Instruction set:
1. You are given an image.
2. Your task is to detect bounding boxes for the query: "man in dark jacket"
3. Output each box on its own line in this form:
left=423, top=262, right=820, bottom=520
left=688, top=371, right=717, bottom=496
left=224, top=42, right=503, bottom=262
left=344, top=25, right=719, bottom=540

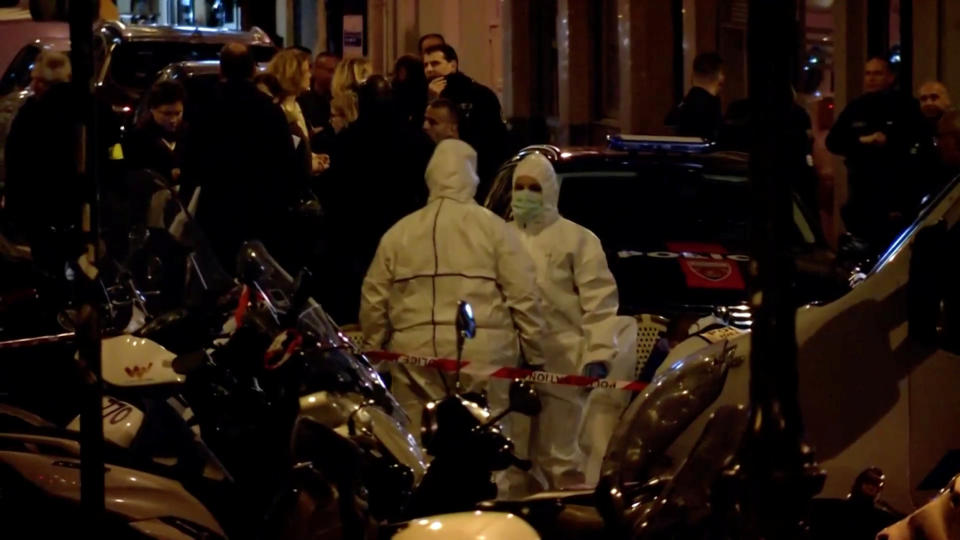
left=827, top=56, right=930, bottom=244
left=180, top=43, right=299, bottom=270
left=320, top=75, right=432, bottom=323
left=124, top=80, right=186, bottom=182
left=4, top=51, right=83, bottom=274
left=424, top=44, right=506, bottom=202
left=298, top=51, right=338, bottom=153
left=918, top=81, right=953, bottom=136
left=666, top=53, right=725, bottom=139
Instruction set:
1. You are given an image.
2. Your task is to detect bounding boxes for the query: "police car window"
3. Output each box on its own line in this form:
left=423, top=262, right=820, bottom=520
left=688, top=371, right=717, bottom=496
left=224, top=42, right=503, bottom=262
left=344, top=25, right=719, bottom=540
left=557, top=167, right=752, bottom=253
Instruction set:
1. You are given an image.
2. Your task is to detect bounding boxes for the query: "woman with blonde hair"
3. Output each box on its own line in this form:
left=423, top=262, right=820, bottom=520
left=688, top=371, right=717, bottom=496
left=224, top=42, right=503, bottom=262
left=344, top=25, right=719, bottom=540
left=330, top=57, right=371, bottom=132
left=267, top=48, right=329, bottom=174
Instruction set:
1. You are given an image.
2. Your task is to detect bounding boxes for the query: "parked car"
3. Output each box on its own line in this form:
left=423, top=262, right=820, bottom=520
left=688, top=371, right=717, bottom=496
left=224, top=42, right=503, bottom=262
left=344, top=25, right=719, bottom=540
left=627, top=167, right=960, bottom=518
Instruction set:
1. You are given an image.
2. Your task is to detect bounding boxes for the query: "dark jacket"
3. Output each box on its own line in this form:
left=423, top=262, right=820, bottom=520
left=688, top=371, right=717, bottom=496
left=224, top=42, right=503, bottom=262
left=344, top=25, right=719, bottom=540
left=665, top=86, right=723, bottom=140
left=439, top=71, right=507, bottom=201
left=180, top=79, right=299, bottom=270
left=297, top=90, right=335, bottom=154
left=319, top=98, right=432, bottom=323
left=826, top=90, right=931, bottom=239
left=4, top=83, right=84, bottom=268
left=123, top=118, right=185, bottom=182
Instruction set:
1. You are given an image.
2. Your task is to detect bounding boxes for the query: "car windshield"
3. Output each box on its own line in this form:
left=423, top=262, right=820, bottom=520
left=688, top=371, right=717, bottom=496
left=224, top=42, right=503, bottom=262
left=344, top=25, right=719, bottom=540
left=558, top=168, right=757, bottom=253
left=109, top=41, right=274, bottom=90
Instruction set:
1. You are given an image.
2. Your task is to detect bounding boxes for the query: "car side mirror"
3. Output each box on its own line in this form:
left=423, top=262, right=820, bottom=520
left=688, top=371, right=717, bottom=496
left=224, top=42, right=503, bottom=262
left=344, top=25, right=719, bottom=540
left=507, top=380, right=541, bottom=417
left=456, top=301, right=476, bottom=340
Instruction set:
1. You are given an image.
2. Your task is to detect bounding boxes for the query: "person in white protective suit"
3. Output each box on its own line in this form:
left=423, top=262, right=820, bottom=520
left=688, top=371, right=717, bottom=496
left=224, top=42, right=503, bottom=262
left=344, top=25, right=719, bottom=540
left=509, top=152, right=636, bottom=489
left=360, top=139, right=550, bottom=494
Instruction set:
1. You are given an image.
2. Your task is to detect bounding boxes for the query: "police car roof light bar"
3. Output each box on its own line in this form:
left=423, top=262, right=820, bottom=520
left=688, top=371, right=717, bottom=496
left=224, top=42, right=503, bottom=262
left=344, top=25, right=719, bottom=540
left=608, top=134, right=715, bottom=153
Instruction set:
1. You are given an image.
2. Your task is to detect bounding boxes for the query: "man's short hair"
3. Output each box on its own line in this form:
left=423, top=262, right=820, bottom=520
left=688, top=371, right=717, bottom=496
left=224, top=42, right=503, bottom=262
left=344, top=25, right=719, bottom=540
left=220, top=42, right=255, bottom=81
left=32, top=51, right=71, bottom=84
left=147, top=80, right=185, bottom=109
left=316, top=51, right=339, bottom=63
left=424, top=44, right=458, bottom=64
left=692, top=52, right=723, bottom=78
left=418, top=33, right=445, bottom=51
left=866, top=55, right=892, bottom=71
left=428, top=98, right=460, bottom=125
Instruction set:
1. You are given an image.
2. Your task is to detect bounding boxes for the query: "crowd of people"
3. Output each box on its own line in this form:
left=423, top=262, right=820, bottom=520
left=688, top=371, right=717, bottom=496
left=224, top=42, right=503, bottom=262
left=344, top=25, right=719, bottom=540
left=0, top=34, right=622, bottom=497
left=6, top=39, right=960, bottom=499
left=668, top=52, right=960, bottom=249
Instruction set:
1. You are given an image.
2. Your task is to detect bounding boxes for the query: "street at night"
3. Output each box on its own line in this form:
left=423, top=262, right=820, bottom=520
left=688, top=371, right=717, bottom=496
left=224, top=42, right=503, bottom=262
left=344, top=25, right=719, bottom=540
left=0, top=0, right=958, bottom=538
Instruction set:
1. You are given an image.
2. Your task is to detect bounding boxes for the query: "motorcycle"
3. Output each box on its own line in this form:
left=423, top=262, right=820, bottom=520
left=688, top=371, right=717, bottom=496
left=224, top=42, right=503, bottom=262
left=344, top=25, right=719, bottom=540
left=471, top=342, right=748, bottom=539
left=0, top=241, right=538, bottom=539
left=173, top=244, right=540, bottom=536
left=398, top=301, right=542, bottom=520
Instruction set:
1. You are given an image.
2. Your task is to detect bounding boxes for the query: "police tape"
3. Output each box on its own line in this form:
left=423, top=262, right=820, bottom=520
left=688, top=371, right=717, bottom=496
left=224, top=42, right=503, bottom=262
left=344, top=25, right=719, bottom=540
left=363, top=350, right=649, bottom=392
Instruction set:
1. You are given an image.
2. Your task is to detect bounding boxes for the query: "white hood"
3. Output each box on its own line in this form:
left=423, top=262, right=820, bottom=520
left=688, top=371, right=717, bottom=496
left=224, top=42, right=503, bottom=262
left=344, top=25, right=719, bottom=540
left=426, top=139, right=479, bottom=203
left=512, top=152, right=560, bottom=232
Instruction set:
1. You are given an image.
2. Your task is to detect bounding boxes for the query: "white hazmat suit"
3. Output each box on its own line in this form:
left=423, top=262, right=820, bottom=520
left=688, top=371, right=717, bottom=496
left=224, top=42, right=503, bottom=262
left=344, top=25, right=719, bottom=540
left=360, top=140, right=550, bottom=493
left=509, top=153, right=626, bottom=489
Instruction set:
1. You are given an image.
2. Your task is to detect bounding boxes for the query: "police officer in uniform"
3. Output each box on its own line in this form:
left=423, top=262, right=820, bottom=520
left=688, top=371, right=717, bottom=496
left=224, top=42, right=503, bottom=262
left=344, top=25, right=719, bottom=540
left=827, top=56, right=930, bottom=245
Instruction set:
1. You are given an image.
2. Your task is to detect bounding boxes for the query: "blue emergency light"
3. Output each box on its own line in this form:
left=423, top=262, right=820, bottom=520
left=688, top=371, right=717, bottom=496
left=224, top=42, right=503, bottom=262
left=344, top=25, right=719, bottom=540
left=607, top=134, right=715, bottom=153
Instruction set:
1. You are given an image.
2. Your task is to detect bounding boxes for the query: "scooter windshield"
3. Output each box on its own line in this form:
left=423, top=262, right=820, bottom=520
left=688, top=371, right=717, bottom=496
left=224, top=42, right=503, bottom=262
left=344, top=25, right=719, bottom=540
left=235, top=241, right=297, bottom=318
left=296, top=300, right=406, bottom=423
left=234, top=241, right=406, bottom=423
left=597, top=341, right=731, bottom=525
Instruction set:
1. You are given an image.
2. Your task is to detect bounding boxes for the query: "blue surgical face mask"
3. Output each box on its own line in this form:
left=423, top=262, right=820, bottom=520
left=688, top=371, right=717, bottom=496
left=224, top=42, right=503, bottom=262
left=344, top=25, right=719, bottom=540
left=512, top=189, right=544, bottom=223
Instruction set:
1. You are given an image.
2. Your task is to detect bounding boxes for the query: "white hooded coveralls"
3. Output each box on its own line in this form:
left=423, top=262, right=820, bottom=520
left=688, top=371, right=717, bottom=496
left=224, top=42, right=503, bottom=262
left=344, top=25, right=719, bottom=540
left=360, top=140, right=549, bottom=476
left=510, top=152, right=624, bottom=488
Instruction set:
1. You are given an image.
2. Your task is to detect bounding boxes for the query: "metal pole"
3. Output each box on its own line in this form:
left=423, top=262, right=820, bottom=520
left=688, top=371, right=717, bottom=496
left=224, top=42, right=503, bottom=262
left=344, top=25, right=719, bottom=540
left=743, top=0, right=819, bottom=537
left=69, top=0, right=104, bottom=532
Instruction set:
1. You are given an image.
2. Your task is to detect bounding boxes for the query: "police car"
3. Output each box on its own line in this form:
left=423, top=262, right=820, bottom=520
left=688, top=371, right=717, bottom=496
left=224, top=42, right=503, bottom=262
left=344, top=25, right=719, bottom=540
left=580, top=137, right=960, bottom=519
left=485, top=135, right=845, bottom=375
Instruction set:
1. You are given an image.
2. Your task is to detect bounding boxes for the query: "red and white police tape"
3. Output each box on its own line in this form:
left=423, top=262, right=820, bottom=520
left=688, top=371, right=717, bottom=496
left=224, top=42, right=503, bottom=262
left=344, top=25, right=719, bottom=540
left=362, top=350, right=649, bottom=392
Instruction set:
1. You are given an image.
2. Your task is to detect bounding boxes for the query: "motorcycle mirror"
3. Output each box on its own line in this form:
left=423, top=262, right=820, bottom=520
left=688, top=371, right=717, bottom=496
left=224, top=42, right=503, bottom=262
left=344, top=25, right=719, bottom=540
left=455, top=301, right=476, bottom=340
left=507, top=380, right=542, bottom=417
left=171, top=350, right=207, bottom=375
left=452, top=300, right=476, bottom=394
